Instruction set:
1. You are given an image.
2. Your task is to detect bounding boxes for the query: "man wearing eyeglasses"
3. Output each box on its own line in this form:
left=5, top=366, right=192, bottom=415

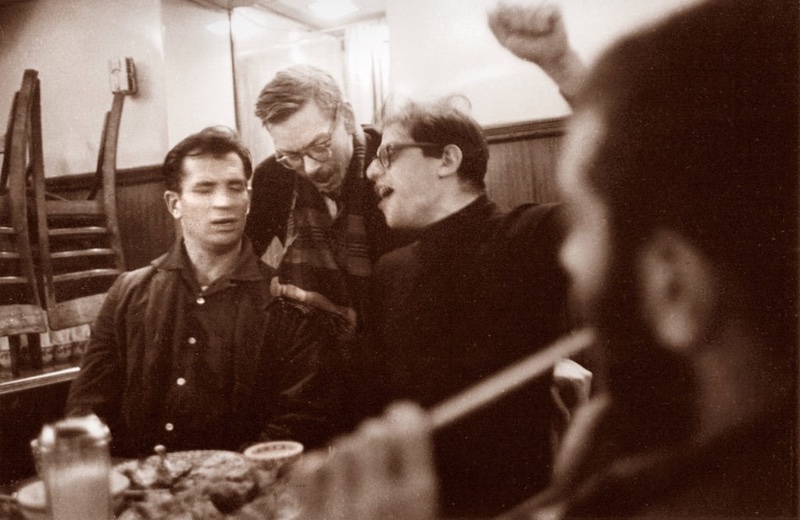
left=363, top=96, right=571, bottom=517
left=245, top=65, right=404, bottom=434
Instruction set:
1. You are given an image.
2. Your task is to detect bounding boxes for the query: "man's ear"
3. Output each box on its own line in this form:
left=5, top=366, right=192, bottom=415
left=164, top=190, right=181, bottom=220
left=438, top=144, right=463, bottom=179
left=341, top=102, right=357, bottom=134
left=637, top=229, right=718, bottom=352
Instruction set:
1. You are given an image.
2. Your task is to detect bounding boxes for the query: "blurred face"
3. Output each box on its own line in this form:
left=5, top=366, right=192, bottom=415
left=558, top=109, right=611, bottom=313
left=366, top=124, right=444, bottom=230
left=165, top=152, right=250, bottom=255
left=266, top=101, right=353, bottom=196
left=559, top=109, right=697, bottom=425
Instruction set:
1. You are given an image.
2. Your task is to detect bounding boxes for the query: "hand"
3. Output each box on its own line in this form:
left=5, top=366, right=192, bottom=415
left=291, top=402, right=438, bottom=520
left=488, top=2, right=568, bottom=67
left=488, top=1, right=586, bottom=100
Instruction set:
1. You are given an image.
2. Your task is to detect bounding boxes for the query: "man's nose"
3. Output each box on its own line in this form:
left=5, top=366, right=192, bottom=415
left=366, top=158, right=382, bottom=181
left=302, top=155, right=323, bottom=175
left=212, top=189, right=237, bottom=207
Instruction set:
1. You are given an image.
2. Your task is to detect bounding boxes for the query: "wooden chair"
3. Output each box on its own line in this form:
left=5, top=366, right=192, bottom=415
left=0, top=70, right=49, bottom=373
left=29, top=71, right=126, bottom=331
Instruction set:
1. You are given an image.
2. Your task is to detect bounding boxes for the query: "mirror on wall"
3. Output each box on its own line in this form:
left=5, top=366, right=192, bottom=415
left=216, top=0, right=390, bottom=165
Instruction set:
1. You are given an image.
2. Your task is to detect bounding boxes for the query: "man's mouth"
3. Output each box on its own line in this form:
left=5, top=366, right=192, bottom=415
left=307, top=170, right=339, bottom=191
left=210, top=217, right=239, bottom=228
left=375, top=184, right=394, bottom=201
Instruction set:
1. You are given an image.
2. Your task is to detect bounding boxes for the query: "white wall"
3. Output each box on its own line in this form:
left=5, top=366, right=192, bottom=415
left=387, top=0, right=704, bottom=125
left=231, top=7, right=344, bottom=166
left=162, top=0, right=236, bottom=147
left=0, top=0, right=236, bottom=176
left=0, top=0, right=167, bottom=174
left=0, top=0, right=707, bottom=176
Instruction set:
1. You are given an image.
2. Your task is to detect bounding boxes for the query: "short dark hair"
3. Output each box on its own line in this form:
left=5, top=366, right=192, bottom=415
left=379, top=95, right=489, bottom=190
left=254, top=65, right=343, bottom=126
left=162, top=126, right=252, bottom=192
left=576, top=0, right=797, bottom=348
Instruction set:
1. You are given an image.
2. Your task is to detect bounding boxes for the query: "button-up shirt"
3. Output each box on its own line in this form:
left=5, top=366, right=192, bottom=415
left=66, top=239, right=338, bottom=457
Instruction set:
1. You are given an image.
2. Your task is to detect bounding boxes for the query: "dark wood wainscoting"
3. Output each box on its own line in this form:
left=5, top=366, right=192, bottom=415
left=47, top=166, right=176, bottom=270
left=42, top=116, right=568, bottom=263
left=484, top=117, right=567, bottom=211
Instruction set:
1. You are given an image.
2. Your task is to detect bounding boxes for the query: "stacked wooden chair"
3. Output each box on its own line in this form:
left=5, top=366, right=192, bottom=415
left=0, top=69, right=126, bottom=374
left=28, top=71, right=126, bottom=332
left=0, top=70, right=49, bottom=374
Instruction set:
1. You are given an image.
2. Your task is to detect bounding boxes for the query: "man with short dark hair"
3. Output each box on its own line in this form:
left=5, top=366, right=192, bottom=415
left=364, top=96, right=570, bottom=517
left=66, top=126, right=336, bottom=456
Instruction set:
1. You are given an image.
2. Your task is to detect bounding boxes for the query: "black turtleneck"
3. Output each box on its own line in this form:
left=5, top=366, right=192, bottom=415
left=368, top=195, right=571, bottom=518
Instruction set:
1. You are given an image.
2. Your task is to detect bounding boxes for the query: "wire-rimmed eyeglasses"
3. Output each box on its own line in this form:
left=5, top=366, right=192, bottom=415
left=275, top=104, right=340, bottom=170
left=372, top=142, right=442, bottom=169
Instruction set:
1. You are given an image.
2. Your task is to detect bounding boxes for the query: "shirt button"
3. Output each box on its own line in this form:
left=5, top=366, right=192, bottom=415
left=165, top=423, right=174, bottom=432
left=176, top=377, right=186, bottom=386
left=187, top=337, right=197, bottom=345
left=196, top=296, right=205, bottom=305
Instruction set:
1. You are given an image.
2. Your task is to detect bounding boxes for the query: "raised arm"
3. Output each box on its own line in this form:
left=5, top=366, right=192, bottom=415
left=488, top=1, right=587, bottom=103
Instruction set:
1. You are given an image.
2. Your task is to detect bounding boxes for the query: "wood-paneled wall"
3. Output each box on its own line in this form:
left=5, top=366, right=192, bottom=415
left=484, top=117, right=566, bottom=210
left=47, top=166, right=176, bottom=270
left=44, top=117, right=567, bottom=265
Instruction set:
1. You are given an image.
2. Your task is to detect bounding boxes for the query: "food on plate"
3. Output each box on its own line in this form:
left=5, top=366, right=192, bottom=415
left=115, top=449, right=298, bottom=519
left=123, top=445, right=193, bottom=489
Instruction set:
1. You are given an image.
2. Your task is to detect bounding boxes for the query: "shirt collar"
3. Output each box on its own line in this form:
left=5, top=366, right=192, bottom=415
left=420, top=194, right=494, bottom=243
left=153, top=238, right=265, bottom=283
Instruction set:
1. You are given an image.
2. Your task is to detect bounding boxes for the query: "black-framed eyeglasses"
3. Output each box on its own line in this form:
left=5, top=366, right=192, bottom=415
left=373, top=142, right=442, bottom=169
left=275, top=104, right=340, bottom=170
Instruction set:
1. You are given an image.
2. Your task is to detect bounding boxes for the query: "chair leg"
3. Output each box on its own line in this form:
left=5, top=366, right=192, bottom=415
left=9, top=335, right=21, bottom=376
left=27, top=333, right=42, bottom=370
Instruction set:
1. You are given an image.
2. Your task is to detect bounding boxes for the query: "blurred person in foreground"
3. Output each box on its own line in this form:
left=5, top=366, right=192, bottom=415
left=289, top=0, right=798, bottom=517
left=66, top=126, right=338, bottom=457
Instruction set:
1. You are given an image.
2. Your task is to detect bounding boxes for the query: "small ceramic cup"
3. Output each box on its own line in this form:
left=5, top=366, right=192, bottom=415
left=244, top=441, right=304, bottom=471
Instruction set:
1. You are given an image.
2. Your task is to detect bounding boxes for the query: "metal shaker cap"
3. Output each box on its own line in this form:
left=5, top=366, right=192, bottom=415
left=38, top=414, right=111, bottom=450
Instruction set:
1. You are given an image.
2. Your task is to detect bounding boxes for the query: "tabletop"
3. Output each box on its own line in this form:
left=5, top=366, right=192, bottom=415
left=1, top=449, right=300, bottom=520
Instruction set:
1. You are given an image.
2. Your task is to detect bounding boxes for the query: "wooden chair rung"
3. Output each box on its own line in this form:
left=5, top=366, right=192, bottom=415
left=45, top=199, right=103, bottom=215
left=51, top=247, right=116, bottom=260
left=49, top=226, right=109, bottom=237
left=52, top=268, right=121, bottom=283
left=0, top=251, right=21, bottom=259
left=0, top=275, right=29, bottom=285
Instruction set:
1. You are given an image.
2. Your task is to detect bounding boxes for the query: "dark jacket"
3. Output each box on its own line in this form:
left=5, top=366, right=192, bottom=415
left=65, top=239, right=338, bottom=456
left=371, top=196, right=571, bottom=517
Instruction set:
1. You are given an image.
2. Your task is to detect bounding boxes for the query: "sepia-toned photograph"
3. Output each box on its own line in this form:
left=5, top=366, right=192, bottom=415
left=0, top=0, right=796, bottom=518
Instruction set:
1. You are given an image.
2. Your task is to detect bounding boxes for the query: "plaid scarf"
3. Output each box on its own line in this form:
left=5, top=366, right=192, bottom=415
left=273, top=127, right=372, bottom=335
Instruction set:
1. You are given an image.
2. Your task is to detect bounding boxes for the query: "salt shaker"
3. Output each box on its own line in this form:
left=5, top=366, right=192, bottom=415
left=35, top=414, right=113, bottom=520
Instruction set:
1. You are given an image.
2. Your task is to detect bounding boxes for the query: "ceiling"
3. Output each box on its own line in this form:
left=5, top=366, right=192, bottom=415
left=0, top=1, right=386, bottom=31
left=200, top=0, right=386, bottom=30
